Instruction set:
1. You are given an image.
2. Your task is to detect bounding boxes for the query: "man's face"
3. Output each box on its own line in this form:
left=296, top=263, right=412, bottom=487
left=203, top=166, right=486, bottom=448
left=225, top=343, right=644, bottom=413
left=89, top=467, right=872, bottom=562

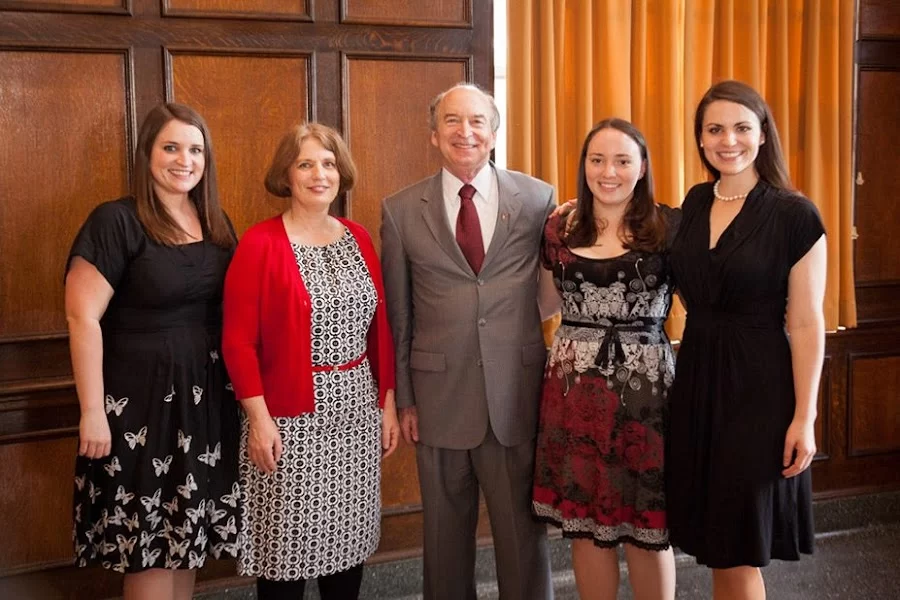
left=431, top=87, right=497, bottom=181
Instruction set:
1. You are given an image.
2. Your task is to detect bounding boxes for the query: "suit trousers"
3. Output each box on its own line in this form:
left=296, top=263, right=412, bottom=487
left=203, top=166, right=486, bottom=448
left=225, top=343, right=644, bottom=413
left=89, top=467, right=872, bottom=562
left=415, top=426, right=553, bottom=600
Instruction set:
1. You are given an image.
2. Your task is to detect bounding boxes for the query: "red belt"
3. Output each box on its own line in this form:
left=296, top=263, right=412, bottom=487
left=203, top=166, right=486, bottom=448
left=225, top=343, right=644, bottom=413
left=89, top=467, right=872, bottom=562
left=310, top=352, right=367, bottom=372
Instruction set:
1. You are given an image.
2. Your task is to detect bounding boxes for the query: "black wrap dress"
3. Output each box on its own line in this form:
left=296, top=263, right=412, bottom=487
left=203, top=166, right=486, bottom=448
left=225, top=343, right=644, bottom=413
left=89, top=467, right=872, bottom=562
left=666, top=181, right=825, bottom=568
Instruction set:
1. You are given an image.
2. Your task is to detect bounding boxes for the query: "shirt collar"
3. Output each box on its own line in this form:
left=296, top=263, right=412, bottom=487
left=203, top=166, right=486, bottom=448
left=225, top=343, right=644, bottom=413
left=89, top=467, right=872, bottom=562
left=441, top=163, right=493, bottom=202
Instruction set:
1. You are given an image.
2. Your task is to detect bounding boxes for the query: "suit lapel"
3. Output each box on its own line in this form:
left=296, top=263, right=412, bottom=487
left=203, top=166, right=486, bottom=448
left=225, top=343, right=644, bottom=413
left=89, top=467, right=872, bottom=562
left=419, top=173, right=472, bottom=273
left=482, top=167, right=522, bottom=272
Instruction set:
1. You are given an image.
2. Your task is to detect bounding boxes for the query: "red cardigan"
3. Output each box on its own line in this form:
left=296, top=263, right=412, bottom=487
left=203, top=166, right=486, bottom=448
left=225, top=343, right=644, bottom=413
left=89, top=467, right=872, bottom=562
left=222, top=216, right=395, bottom=417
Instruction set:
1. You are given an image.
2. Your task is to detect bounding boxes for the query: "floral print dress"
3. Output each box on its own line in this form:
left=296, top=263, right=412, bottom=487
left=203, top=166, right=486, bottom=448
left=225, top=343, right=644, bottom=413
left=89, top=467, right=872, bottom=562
left=532, top=206, right=679, bottom=550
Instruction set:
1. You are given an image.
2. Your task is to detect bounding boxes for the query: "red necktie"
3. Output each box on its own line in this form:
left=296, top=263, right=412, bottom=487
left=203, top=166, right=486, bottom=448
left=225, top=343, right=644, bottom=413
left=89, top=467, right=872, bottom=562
left=455, top=183, right=485, bottom=273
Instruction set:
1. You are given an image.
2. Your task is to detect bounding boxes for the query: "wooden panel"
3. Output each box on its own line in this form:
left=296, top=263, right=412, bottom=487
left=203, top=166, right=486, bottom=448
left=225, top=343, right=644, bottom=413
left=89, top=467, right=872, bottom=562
left=848, top=354, right=900, bottom=457
left=0, top=337, right=70, bottom=386
left=859, top=0, right=900, bottom=39
left=855, top=282, right=900, bottom=324
left=0, top=0, right=127, bottom=14
left=163, top=0, right=310, bottom=21
left=342, top=0, right=470, bottom=27
left=0, top=49, right=130, bottom=339
left=343, top=56, right=468, bottom=248
left=167, top=51, right=311, bottom=234
left=381, top=443, right=421, bottom=507
left=854, top=69, right=900, bottom=284
left=0, top=437, right=77, bottom=573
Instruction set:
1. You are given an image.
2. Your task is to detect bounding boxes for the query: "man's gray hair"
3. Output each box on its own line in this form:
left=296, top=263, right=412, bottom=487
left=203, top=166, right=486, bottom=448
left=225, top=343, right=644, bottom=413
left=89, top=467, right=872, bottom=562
left=429, top=83, right=501, bottom=133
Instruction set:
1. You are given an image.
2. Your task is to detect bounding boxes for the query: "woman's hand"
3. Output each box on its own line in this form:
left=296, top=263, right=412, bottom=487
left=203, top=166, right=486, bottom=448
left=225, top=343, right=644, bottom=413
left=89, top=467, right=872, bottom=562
left=381, top=389, right=400, bottom=458
left=247, top=414, right=283, bottom=474
left=240, top=396, right=282, bottom=474
left=78, top=407, right=112, bottom=459
left=782, top=418, right=816, bottom=478
left=551, top=198, right=577, bottom=218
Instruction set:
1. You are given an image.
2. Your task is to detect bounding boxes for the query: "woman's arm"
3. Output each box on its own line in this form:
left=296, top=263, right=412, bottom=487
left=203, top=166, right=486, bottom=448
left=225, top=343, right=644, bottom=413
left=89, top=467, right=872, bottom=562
left=782, top=234, right=827, bottom=478
left=381, top=389, right=399, bottom=458
left=65, top=257, right=115, bottom=459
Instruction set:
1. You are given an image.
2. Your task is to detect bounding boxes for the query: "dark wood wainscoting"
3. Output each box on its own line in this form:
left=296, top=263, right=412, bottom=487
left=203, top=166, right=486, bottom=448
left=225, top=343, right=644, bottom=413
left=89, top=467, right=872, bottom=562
left=0, top=0, right=491, bottom=594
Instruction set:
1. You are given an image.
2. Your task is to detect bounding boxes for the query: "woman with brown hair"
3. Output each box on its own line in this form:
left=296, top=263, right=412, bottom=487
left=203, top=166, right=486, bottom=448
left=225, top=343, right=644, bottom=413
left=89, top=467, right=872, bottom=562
left=666, top=80, right=826, bottom=599
left=532, top=118, right=679, bottom=600
left=66, top=103, right=240, bottom=599
left=222, top=122, right=398, bottom=600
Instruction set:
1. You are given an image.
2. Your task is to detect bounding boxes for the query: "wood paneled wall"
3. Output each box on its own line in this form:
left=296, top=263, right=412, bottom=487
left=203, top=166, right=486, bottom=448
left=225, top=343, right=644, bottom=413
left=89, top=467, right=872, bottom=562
left=809, top=0, right=900, bottom=496
left=0, top=0, right=489, bottom=595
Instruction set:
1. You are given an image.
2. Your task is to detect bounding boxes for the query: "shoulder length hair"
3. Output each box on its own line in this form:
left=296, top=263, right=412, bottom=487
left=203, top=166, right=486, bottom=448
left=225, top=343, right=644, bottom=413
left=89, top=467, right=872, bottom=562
left=264, top=122, right=357, bottom=198
left=693, top=80, right=793, bottom=191
left=566, top=118, right=666, bottom=253
left=133, top=103, right=235, bottom=248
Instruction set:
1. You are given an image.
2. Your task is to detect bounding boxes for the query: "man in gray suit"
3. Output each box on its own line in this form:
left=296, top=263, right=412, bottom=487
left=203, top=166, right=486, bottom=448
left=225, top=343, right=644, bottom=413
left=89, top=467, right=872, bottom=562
left=380, top=83, right=557, bottom=600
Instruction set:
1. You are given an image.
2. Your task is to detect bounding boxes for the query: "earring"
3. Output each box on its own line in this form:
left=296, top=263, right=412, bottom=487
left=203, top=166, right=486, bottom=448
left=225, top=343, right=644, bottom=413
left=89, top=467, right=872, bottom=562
left=700, top=142, right=704, bottom=148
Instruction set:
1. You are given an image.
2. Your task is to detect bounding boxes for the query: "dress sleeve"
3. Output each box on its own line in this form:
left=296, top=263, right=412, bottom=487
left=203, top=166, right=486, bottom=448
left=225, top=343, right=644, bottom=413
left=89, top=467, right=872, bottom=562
left=657, top=204, right=683, bottom=250
left=785, top=196, right=826, bottom=267
left=541, top=212, right=565, bottom=270
left=65, top=199, right=139, bottom=289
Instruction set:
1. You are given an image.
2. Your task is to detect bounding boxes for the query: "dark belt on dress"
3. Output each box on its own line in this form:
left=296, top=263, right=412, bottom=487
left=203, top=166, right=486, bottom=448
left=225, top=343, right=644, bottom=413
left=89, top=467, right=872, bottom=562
left=310, top=351, right=367, bottom=372
left=561, top=317, right=665, bottom=370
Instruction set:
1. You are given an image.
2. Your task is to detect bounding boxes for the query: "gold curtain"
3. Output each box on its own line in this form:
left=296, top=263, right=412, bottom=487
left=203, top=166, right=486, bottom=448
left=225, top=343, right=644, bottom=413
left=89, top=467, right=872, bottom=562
left=508, top=0, right=857, bottom=335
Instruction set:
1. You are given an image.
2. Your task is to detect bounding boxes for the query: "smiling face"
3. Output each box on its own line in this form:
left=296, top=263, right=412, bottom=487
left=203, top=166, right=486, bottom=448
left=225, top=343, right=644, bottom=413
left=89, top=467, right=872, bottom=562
left=288, top=137, right=341, bottom=210
left=149, top=119, right=205, bottom=201
left=583, top=127, right=645, bottom=209
left=700, top=100, right=765, bottom=180
left=430, top=87, right=497, bottom=182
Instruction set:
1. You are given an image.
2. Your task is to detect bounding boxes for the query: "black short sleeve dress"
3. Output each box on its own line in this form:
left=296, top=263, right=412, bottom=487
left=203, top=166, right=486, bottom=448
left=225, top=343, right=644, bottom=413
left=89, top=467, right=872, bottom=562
left=68, top=197, right=241, bottom=573
left=666, top=181, right=825, bottom=568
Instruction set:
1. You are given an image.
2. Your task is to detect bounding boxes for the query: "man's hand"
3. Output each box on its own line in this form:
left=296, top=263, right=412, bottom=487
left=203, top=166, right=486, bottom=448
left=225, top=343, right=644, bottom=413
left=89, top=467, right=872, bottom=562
left=399, top=406, right=420, bottom=445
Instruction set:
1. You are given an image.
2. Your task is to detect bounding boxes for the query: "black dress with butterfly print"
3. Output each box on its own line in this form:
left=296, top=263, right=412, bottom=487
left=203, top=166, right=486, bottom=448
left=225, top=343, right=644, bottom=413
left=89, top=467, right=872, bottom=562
left=68, top=198, right=241, bottom=573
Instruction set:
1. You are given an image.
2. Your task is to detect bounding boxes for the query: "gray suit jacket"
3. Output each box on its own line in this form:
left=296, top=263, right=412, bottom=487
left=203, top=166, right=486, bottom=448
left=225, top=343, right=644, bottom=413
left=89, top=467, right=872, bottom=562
left=381, top=166, right=556, bottom=449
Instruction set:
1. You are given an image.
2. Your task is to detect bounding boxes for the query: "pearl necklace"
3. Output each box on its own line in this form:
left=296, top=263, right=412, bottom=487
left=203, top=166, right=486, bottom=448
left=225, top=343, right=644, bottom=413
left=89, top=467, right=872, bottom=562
left=713, top=180, right=749, bottom=202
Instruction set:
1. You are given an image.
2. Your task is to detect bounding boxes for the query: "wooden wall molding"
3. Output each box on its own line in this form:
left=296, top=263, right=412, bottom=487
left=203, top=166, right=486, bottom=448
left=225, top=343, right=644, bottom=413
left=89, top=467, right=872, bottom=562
left=162, top=0, right=312, bottom=22
left=340, top=0, right=471, bottom=28
left=0, top=0, right=130, bottom=16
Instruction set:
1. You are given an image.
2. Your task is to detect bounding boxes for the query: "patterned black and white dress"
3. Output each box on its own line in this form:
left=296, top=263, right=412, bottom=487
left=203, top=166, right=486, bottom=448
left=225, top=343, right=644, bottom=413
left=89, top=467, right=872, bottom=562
left=237, top=230, right=382, bottom=581
left=69, top=197, right=241, bottom=573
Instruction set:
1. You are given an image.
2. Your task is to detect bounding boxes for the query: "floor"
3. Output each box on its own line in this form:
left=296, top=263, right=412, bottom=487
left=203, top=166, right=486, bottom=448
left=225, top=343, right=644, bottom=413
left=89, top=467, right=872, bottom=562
left=199, top=492, right=900, bottom=599
left=3, top=493, right=897, bottom=599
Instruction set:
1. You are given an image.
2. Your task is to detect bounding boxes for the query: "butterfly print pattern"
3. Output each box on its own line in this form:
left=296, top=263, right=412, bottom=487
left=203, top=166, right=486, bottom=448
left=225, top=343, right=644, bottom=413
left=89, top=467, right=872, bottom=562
left=72, top=352, right=239, bottom=572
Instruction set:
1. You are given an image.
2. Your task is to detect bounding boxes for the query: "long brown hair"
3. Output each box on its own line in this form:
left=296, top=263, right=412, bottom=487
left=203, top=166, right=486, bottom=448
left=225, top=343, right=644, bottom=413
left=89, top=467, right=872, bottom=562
left=694, top=80, right=793, bottom=191
left=133, top=103, right=235, bottom=248
left=565, top=118, right=666, bottom=252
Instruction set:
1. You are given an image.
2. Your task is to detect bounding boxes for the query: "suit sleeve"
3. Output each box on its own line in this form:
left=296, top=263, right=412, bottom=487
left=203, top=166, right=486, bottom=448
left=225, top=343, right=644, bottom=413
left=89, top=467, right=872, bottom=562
left=222, top=231, right=265, bottom=401
left=380, top=199, right=415, bottom=410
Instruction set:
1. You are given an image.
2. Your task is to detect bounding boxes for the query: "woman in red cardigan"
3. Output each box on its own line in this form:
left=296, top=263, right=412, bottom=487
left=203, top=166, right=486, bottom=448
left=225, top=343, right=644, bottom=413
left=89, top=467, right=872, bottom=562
left=222, top=122, right=398, bottom=600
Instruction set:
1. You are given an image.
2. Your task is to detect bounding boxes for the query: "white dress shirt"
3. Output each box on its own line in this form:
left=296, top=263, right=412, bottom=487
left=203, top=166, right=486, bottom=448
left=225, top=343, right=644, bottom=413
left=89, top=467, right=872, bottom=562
left=441, top=165, right=499, bottom=251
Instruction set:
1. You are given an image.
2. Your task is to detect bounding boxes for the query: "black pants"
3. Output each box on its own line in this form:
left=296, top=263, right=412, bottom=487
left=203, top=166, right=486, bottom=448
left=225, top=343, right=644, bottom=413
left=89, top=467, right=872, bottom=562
left=256, top=564, right=364, bottom=600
